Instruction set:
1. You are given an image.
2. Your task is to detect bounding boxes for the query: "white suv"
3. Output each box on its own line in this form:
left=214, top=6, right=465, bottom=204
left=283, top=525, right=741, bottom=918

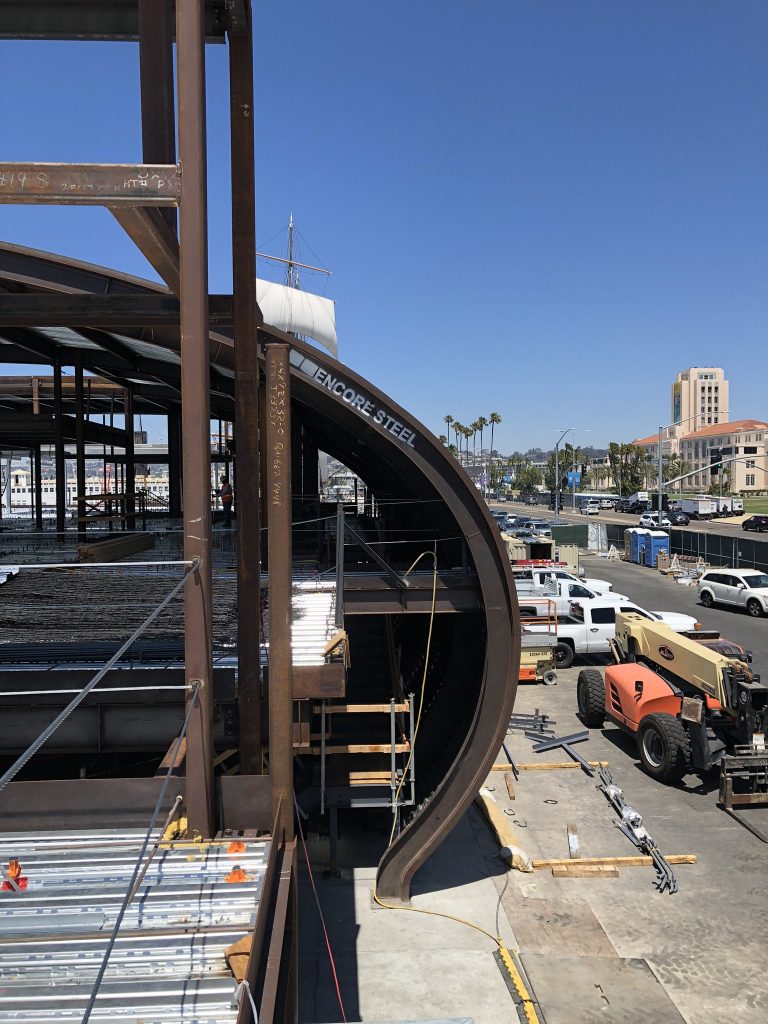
left=580, top=500, right=600, bottom=515
left=698, top=569, right=768, bottom=618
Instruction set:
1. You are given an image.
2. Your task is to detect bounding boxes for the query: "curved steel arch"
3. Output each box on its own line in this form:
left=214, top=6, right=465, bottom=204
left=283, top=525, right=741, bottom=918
left=265, top=330, right=520, bottom=900
left=0, top=243, right=520, bottom=900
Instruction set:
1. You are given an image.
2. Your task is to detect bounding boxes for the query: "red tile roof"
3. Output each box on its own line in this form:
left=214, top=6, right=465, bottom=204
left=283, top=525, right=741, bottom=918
left=680, top=419, right=768, bottom=441
left=632, top=434, right=659, bottom=447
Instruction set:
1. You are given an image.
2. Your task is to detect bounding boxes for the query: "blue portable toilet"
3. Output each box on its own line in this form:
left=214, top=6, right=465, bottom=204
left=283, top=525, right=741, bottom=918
left=623, top=529, right=636, bottom=560
left=644, top=530, right=670, bottom=568
left=631, top=529, right=650, bottom=564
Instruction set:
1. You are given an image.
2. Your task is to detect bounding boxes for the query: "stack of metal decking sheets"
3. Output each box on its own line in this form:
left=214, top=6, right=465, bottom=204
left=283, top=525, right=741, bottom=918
left=0, top=827, right=269, bottom=1022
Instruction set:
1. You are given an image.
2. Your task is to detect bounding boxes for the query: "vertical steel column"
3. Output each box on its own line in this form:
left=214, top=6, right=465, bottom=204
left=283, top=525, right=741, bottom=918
left=124, top=388, right=136, bottom=530
left=138, top=0, right=177, bottom=232
left=167, top=410, right=182, bottom=518
left=34, top=447, right=43, bottom=530
left=229, top=11, right=262, bottom=775
left=259, top=370, right=269, bottom=571
left=266, top=342, right=294, bottom=841
left=177, top=0, right=215, bottom=838
left=74, top=353, right=86, bottom=544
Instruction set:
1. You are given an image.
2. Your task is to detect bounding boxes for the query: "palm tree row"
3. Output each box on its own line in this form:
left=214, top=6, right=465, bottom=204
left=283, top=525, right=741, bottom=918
left=443, top=412, right=503, bottom=490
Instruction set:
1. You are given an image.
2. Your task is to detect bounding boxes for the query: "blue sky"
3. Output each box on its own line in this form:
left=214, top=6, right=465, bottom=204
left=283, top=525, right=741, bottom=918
left=2, top=1, right=766, bottom=452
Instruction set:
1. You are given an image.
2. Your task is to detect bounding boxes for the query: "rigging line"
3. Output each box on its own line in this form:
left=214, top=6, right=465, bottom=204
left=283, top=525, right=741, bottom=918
left=293, top=792, right=347, bottom=1024
left=0, top=561, right=199, bottom=793
left=81, top=686, right=198, bottom=1024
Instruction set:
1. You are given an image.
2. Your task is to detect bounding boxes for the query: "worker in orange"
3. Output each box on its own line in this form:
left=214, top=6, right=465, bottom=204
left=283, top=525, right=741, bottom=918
left=226, top=864, right=252, bottom=883
left=214, top=474, right=234, bottom=529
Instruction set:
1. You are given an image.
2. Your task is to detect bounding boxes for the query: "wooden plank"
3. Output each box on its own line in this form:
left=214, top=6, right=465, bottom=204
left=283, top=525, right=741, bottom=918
left=504, top=772, right=515, bottom=800
left=491, top=761, right=608, bottom=772
left=552, top=865, right=619, bottom=878
left=312, top=702, right=409, bottom=714
left=308, top=743, right=410, bottom=755
left=533, top=855, right=697, bottom=869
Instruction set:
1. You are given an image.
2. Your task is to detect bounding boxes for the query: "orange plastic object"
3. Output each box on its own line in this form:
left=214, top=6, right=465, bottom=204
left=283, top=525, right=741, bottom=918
left=227, top=840, right=246, bottom=854
left=2, top=859, right=28, bottom=890
left=225, top=865, right=251, bottom=883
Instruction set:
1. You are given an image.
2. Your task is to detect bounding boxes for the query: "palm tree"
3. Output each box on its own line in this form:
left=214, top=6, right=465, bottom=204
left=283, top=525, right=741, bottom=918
left=489, top=412, right=502, bottom=488
left=476, top=416, right=488, bottom=487
left=454, top=422, right=465, bottom=464
left=438, top=434, right=448, bottom=446
left=444, top=414, right=454, bottom=442
left=471, top=420, right=481, bottom=467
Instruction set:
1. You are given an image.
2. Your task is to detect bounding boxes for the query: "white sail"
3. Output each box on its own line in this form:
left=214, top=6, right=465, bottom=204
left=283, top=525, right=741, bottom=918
left=256, top=279, right=337, bottom=357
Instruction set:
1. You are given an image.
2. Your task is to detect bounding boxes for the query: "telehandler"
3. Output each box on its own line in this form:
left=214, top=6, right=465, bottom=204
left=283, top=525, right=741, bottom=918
left=577, top=612, right=768, bottom=840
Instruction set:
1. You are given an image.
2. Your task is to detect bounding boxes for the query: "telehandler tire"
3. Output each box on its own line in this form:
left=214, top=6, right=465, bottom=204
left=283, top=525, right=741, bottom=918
left=577, top=669, right=605, bottom=727
left=553, top=642, right=574, bottom=669
left=637, top=713, right=690, bottom=783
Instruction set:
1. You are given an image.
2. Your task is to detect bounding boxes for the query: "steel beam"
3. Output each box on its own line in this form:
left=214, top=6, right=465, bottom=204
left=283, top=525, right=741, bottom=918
left=229, top=8, right=262, bottom=776
left=0, top=292, right=234, bottom=326
left=33, top=444, right=43, bottom=529
left=266, top=343, right=294, bottom=841
left=168, top=409, right=182, bottom=517
left=0, top=162, right=180, bottom=205
left=124, top=387, right=136, bottom=529
left=74, top=353, right=86, bottom=543
left=110, top=207, right=180, bottom=294
left=53, top=359, right=66, bottom=534
left=138, top=0, right=177, bottom=232
left=177, top=0, right=215, bottom=839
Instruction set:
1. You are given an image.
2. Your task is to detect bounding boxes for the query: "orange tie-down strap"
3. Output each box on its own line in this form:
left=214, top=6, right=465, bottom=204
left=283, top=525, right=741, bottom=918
left=2, top=858, right=28, bottom=890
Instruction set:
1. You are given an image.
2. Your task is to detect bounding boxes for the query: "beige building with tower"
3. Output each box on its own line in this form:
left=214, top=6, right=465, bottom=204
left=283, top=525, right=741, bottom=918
left=672, top=366, right=729, bottom=434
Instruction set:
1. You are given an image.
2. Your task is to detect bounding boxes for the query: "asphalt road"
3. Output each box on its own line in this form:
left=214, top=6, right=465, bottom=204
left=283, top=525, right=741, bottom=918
left=579, top=552, right=768, bottom=666
left=491, top=498, right=755, bottom=535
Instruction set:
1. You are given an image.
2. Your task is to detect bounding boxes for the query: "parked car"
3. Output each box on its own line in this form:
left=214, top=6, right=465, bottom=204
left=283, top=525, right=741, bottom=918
left=668, top=511, right=690, bottom=526
left=639, top=513, right=671, bottom=528
left=698, top=569, right=768, bottom=617
left=616, top=499, right=633, bottom=513
left=599, top=498, right=614, bottom=510
left=580, top=500, right=600, bottom=515
left=742, top=515, right=768, bottom=533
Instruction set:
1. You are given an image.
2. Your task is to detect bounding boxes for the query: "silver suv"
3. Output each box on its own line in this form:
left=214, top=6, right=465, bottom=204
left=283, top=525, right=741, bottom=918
left=698, top=569, right=768, bottom=618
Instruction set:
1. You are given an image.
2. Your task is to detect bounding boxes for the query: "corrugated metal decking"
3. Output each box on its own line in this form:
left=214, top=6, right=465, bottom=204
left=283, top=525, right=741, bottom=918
left=0, top=828, right=269, bottom=1022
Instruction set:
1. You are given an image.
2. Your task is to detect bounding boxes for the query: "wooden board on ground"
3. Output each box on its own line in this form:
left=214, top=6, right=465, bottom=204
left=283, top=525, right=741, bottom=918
left=502, top=896, right=617, bottom=958
left=78, top=531, right=154, bottom=562
left=533, top=855, right=696, bottom=869
left=491, top=761, right=608, bottom=772
left=552, top=864, right=619, bottom=878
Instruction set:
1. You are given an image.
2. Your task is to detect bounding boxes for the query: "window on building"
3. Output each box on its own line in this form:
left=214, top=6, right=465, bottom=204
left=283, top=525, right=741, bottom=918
left=746, top=461, right=756, bottom=469
left=746, top=475, right=756, bottom=487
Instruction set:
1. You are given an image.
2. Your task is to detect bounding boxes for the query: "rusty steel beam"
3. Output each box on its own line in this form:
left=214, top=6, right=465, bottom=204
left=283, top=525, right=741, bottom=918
left=177, top=0, right=215, bottom=840
left=0, top=162, right=181, bottom=205
left=74, top=352, right=86, bottom=543
left=138, top=0, right=177, bottom=232
left=53, top=359, right=66, bottom=534
left=110, top=206, right=180, bottom=294
left=229, top=6, right=262, bottom=777
left=0, top=292, right=234, bottom=326
left=266, top=343, right=294, bottom=841
left=124, top=387, right=136, bottom=530
left=33, top=445, right=43, bottom=529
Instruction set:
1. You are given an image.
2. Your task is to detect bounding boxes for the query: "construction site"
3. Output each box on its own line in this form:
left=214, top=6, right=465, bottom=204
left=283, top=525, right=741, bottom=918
left=1, top=4, right=767, bottom=1024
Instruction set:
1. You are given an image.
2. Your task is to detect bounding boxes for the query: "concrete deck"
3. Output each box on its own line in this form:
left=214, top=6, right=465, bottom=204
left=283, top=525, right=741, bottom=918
left=299, top=556, right=768, bottom=1023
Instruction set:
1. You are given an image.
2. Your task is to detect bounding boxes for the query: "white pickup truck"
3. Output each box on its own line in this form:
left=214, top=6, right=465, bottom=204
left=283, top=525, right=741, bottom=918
left=517, top=579, right=629, bottom=618
left=526, top=598, right=701, bottom=668
left=511, top=566, right=613, bottom=594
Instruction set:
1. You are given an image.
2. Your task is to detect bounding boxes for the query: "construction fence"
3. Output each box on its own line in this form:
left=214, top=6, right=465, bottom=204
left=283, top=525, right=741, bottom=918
left=605, top=524, right=768, bottom=574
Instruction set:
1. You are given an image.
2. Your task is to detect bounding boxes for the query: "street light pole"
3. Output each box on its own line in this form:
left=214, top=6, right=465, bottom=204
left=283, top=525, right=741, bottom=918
left=553, top=427, right=573, bottom=524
